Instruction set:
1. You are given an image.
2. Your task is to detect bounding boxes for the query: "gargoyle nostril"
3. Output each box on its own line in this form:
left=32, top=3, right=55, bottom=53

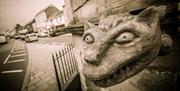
left=96, top=54, right=100, bottom=59
left=84, top=58, right=89, bottom=63
left=84, top=56, right=97, bottom=64
left=83, top=51, right=101, bottom=64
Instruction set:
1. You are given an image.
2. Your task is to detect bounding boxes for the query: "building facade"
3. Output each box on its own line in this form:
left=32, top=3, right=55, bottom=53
left=34, top=4, right=64, bottom=33
left=63, top=0, right=179, bottom=91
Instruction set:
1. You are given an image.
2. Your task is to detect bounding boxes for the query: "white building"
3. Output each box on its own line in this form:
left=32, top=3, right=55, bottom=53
left=34, top=4, right=64, bottom=33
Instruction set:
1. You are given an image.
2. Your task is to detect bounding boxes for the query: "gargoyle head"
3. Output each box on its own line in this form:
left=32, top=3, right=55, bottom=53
left=82, top=6, right=172, bottom=87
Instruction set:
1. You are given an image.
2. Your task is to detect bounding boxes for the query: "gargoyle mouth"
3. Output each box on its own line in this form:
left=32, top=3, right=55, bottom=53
left=91, top=59, right=150, bottom=87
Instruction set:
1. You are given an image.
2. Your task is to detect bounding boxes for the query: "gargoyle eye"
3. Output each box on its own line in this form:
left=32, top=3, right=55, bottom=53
left=84, top=34, right=94, bottom=44
left=115, top=32, right=136, bottom=44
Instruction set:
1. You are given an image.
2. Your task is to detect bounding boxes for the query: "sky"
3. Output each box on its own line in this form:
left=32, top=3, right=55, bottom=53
left=0, top=0, right=64, bottom=32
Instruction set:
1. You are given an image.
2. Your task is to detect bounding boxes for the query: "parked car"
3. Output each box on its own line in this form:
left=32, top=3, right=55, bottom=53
left=20, top=35, right=27, bottom=40
left=37, top=32, right=48, bottom=37
left=9, top=33, right=15, bottom=38
left=49, top=30, right=56, bottom=37
left=0, top=34, right=8, bottom=44
left=14, top=34, right=21, bottom=39
left=25, top=33, right=38, bottom=43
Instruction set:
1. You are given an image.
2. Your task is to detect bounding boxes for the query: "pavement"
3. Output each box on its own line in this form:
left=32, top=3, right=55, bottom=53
left=22, top=34, right=73, bottom=91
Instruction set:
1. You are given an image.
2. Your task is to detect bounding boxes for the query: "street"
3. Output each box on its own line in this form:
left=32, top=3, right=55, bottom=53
left=0, top=39, right=28, bottom=91
left=0, top=39, right=15, bottom=63
left=0, top=34, right=73, bottom=91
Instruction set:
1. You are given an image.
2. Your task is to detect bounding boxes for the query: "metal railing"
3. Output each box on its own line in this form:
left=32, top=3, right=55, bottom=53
left=52, top=43, right=78, bottom=91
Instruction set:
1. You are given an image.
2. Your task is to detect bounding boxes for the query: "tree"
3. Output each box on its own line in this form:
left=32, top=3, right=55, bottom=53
left=15, top=24, right=23, bottom=33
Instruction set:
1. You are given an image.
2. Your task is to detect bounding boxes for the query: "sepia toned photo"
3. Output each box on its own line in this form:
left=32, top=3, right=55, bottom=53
left=0, top=0, right=179, bottom=91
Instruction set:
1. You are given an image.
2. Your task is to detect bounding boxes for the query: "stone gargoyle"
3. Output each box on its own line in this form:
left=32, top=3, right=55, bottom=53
left=82, top=5, right=175, bottom=90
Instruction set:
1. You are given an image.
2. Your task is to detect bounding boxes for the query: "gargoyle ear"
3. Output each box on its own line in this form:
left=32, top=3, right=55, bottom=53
left=100, top=8, right=110, bottom=19
left=84, top=21, right=96, bottom=31
left=100, top=13, right=108, bottom=20
left=158, top=32, right=173, bottom=56
left=136, top=5, right=166, bottom=27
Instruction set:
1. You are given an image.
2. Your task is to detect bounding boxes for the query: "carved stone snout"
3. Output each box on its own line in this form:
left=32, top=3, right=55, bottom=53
left=83, top=49, right=100, bottom=64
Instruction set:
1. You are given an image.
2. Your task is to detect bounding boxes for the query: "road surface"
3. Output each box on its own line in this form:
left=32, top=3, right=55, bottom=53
left=0, top=34, right=74, bottom=91
left=0, top=39, right=28, bottom=91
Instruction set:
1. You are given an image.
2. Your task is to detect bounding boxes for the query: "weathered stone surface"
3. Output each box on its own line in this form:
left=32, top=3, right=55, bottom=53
left=81, top=5, right=175, bottom=90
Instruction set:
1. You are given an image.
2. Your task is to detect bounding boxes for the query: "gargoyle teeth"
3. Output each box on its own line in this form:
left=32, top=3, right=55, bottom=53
left=146, top=69, right=173, bottom=75
left=93, top=59, right=150, bottom=87
left=107, top=78, right=111, bottom=83
left=114, top=73, right=119, bottom=78
left=149, top=70, right=160, bottom=74
left=144, top=69, right=151, bottom=74
left=160, top=71, right=166, bottom=74
left=126, top=66, right=130, bottom=72
left=118, top=65, right=132, bottom=74
left=155, top=71, right=160, bottom=74
left=111, top=73, right=118, bottom=79
left=119, top=68, right=125, bottom=74
left=166, top=71, right=172, bottom=74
